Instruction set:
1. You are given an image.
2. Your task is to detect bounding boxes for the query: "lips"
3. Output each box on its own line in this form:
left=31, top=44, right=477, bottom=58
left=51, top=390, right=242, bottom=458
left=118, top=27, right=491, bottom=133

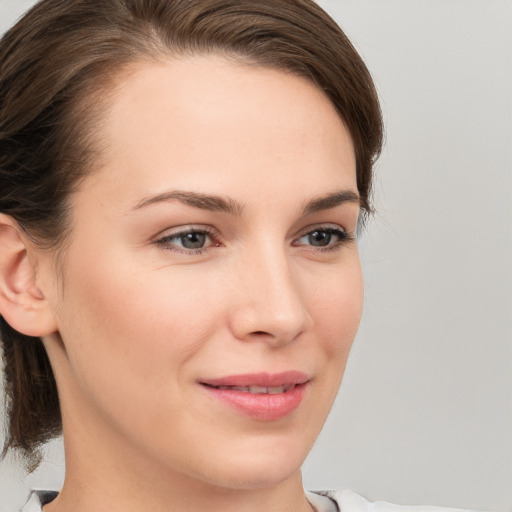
left=199, top=371, right=309, bottom=421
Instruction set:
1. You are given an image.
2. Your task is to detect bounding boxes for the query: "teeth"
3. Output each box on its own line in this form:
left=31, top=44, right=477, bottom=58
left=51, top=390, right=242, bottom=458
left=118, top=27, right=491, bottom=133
left=213, top=384, right=296, bottom=394
left=249, top=386, right=268, bottom=394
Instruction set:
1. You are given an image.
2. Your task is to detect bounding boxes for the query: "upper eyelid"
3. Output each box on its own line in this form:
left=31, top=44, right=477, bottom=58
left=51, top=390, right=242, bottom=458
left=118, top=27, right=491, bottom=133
left=154, top=224, right=218, bottom=240
left=294, top=223, right=348, bottom=238
left=297, top=226, right=346, bottom=237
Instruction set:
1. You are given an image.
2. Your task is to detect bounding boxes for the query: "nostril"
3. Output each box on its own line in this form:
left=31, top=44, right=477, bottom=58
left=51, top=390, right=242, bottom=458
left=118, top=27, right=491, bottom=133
left=228, top=287, right=311, bottom=345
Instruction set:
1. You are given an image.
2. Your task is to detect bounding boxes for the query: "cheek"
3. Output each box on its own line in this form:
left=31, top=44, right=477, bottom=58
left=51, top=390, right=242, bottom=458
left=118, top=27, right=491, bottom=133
left=297, top=259, right=363, bottom=440
left=52, top=257, right=229, bottom=447
left=59, top=263, right=218, bottom=372
left=55, top=249, right=245, bottom=419
left=309, top=259, right=364, bottom=355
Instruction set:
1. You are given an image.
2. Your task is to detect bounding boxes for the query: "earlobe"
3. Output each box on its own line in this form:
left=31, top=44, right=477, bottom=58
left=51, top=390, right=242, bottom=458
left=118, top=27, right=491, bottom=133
left=0, top=214, right=58, bottom=337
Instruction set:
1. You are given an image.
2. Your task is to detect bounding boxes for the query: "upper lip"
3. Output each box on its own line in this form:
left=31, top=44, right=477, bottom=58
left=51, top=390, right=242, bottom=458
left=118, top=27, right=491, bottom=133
left=200, top=371, right=310, bottom=388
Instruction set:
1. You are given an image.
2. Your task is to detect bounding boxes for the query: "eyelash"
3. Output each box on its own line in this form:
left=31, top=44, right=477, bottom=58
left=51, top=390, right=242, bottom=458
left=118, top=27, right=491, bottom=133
left=154, top=225, right=354, bottom=255
left=293, top=226, right=354, bottom=252
left=154, top=226, right=218, bottom=255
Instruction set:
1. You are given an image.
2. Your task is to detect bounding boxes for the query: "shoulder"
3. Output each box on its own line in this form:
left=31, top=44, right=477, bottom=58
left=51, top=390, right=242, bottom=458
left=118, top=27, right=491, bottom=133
left=20, top=491, right=58, bottom=512
left=307, top=489, right=479, bottom=512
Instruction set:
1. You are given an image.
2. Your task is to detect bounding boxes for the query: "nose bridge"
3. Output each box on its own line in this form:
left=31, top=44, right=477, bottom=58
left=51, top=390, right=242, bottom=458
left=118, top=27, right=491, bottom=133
left=229, top=238, right=311, bottom=344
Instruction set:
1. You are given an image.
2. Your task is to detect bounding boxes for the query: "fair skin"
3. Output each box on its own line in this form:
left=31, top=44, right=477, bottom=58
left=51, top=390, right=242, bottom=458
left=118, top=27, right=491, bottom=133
left=0, top=56, right=362, bottom=512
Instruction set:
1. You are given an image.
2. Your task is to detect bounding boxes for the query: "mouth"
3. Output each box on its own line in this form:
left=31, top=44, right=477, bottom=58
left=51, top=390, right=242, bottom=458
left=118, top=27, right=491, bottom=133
left=202, top=383, right=297, bottom=394
left=199, top=372, right=310, bottom=421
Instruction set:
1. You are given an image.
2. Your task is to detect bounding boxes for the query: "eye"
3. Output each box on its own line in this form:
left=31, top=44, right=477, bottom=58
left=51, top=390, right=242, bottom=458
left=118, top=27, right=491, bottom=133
left=154, top=227, right=218, bottom=253
left=176, top=231, right=209, bottom=249
left=294, top=226, right=352, bottom=250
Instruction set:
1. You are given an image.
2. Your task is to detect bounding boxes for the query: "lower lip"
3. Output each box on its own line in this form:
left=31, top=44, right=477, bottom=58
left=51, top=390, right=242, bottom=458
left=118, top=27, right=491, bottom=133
left=201, top=383, right=308, bottom=421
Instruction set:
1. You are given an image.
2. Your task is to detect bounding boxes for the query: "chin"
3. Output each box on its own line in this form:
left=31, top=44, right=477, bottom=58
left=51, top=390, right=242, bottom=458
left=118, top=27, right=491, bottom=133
left=201, top=460, right=304, bottom=491
left=188, top=434, right=312, bottom=491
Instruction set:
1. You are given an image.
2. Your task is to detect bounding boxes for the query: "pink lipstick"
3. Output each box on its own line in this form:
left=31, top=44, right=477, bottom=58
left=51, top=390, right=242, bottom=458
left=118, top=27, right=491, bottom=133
left=199, top=371, right=309, bottom=421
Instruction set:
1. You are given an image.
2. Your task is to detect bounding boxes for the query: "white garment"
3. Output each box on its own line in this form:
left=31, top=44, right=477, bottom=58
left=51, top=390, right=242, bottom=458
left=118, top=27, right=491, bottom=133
left=21, top=489, right=477, bottom=512
left=307, top=490, right=477, bottom=512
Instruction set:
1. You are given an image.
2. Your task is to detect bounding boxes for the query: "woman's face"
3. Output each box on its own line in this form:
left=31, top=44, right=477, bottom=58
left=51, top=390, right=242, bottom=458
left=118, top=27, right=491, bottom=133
left=42, top=56, right=363, bottom=489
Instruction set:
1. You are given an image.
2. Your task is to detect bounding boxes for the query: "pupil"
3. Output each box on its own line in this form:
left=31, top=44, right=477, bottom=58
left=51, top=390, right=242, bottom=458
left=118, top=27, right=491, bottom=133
left=309, top=231, right=331, bottom=246
left=181, top=232, right=206, bottom=249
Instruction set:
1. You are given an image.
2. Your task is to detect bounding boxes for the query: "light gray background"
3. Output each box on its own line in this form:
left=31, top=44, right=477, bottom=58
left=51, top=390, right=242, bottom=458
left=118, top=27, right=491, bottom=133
left=0, top=1, right=511, bottom=511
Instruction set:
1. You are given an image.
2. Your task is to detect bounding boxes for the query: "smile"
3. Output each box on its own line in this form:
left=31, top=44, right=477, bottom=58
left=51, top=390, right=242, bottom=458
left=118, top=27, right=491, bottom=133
left=200, top=372, right=309, bottom=421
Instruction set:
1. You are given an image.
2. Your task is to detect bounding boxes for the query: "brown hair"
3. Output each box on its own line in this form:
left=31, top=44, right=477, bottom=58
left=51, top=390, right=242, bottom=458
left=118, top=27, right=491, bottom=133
left=0, top=0, right=383, bottom=468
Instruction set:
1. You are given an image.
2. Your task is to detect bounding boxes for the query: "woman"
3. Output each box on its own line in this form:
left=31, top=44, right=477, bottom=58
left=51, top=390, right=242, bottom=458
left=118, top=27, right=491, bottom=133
left=0, top=1, right=476, bottom=511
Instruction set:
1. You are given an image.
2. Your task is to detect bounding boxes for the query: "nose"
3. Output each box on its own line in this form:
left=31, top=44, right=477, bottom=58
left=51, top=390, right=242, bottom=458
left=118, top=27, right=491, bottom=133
left=228, top=244, right=312, bottom=347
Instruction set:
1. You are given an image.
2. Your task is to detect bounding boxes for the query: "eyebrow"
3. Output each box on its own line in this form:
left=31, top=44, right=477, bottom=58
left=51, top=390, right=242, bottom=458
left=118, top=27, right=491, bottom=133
left=301, top=189, right=361, bottom=215
left=132, top=190, right=245, bottom=216
left=131, top=188, right=360, bottom=216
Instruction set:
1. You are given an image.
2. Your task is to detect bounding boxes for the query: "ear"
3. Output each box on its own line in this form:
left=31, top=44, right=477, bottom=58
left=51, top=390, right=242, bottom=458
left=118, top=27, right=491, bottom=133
left=0, top=214, right=58, bottom=337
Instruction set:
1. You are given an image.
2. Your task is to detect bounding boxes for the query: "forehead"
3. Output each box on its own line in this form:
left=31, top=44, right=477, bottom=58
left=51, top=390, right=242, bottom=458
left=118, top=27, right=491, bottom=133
left=81, top=55, right=356, bottom=207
